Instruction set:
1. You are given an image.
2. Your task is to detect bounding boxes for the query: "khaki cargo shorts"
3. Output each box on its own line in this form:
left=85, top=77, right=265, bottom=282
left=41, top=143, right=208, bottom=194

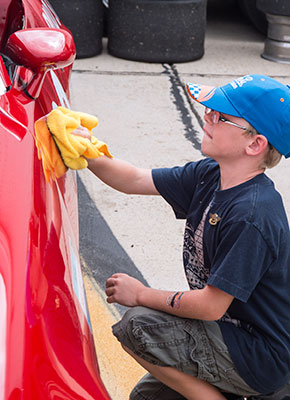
left=112, top=306, right=259, bottom=400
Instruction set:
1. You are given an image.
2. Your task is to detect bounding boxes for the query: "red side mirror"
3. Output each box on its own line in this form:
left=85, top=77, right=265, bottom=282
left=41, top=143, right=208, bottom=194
left=4, top=28, right=75, bottom=99
left=5, top=28, right=76, bottom=73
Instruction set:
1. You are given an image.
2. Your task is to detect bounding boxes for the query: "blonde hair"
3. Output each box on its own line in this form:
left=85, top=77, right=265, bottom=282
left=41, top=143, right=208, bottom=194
left=244, top=125, right=282, bottom=169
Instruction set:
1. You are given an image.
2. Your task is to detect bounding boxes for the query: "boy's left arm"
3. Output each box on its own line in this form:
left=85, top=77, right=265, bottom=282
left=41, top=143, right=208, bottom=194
left=105, top=273, right=234, bottom=321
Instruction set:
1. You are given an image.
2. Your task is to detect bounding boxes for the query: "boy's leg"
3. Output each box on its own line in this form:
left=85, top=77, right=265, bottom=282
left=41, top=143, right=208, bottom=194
left=129, top=372, right=187, bottom=400
left=123, top=344, right=226, bottom=400
left=112, top=306, right=260, bottom=399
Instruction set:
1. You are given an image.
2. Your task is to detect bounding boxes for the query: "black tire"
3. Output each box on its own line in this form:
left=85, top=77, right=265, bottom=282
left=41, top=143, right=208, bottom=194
left=107, top=0, right=207, bottom=63
left=103, top=4, right=109, bottom=37
left=257, top=0, right=290, bottom=16
left=49, top=0, right=104, bottom=58
left=238, top=0, right=267, bottom=35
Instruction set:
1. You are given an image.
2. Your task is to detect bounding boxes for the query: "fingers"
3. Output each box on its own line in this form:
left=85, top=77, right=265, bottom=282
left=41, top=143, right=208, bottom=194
left=106, top=295, right=115, bottom=304
left=71, top=125, right=91, bottom=141
left=105, top=273, right=129, bottom=304
left=105, top=277, right=116, bottom=288
left=105, top=286, right=115, bottom=297
left=105, top=273, right=128, bottom=287
left=105, top=275, right=119, bottom=302
left=105, top=282, right=119, bottom=304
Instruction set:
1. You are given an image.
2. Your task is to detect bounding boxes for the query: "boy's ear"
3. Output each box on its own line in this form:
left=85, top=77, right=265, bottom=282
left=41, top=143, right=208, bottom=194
left=246, top=134, right=269, bottom=156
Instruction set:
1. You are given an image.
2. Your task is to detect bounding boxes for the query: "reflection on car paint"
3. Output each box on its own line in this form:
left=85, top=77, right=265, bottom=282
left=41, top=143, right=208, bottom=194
left=69, top=237, right=92, bottom=332
left=41, top=0, right=61, bottom=28
left=50, top=70, right=70, bottom=109
left=0, top=274, right=6, bottom=400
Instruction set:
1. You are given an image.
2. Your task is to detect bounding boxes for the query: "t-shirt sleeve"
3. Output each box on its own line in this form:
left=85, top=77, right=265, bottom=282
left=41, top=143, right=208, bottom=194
left=207, top=221, right=274, bottom=302
left=152, top=158, right=218, bottom=219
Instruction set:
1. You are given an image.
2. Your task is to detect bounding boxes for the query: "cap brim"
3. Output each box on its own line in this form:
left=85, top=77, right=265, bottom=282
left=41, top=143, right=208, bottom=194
left=186, top=83, right=241, bottom=117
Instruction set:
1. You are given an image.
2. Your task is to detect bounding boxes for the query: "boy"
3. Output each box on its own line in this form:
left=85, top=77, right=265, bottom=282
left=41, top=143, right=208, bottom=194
left=75, top=75, right=290, bottom=399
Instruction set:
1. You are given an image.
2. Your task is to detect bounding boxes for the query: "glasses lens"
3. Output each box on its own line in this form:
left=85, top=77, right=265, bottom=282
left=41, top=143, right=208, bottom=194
left=214, top=111, right=221, bottom=124
left=205, top=108, right=220, bottom=125
left=205, top=107, right=218, bottom=124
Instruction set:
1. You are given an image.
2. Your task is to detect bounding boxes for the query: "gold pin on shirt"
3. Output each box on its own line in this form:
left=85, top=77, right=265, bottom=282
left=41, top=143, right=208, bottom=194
left=209, top=213, right=221, bottom=226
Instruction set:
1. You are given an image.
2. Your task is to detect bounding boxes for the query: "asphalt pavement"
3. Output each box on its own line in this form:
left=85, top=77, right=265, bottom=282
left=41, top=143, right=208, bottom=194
left=70, top=1, right=290, bottom=398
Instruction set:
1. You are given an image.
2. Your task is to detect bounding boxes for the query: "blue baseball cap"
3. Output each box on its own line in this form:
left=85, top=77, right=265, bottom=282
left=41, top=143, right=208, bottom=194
left=186, top=74, right=290, bottom=158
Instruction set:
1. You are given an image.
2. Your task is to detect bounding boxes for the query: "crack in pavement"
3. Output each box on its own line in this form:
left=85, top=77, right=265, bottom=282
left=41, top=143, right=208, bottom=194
left=162, top=63, right=203, bottom=151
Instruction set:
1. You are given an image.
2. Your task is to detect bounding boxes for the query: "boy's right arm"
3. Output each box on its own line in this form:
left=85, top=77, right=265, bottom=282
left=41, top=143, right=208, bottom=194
left=71, top=125, right=159, bottom=195
left=87, top=156, right=159, bottom=196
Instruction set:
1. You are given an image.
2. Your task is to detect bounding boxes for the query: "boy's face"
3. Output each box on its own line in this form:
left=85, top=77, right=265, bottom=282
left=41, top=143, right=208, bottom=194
left=202, top=109, right=252, bottom=162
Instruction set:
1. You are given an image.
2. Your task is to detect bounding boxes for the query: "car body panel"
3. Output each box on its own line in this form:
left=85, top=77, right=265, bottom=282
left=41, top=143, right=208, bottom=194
left=0, top=1, right=111, bottom=399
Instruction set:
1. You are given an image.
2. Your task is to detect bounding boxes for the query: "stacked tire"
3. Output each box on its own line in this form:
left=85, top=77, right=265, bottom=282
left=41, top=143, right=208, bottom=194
left=107, top=0, right=207, bottom=63
left=48, top=0, right=207, bottom=63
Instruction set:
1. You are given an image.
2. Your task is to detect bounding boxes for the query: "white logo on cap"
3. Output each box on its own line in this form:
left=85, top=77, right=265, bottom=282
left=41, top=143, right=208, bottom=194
left=230, top=75, right=253, bottom=89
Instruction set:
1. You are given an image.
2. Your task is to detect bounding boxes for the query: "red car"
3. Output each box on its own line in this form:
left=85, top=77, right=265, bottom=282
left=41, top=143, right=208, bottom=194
left=0, top=0, right=111, bottom=399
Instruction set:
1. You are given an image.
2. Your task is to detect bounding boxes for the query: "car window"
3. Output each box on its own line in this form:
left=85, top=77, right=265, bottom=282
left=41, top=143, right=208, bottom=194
left=0, top=76, right=6, bottom=95
left=0, top=57, right=10, bottom=95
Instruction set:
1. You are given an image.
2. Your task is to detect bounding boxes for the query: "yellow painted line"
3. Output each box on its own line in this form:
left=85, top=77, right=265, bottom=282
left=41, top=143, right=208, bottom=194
left=81, top=257, right=145, bottom=400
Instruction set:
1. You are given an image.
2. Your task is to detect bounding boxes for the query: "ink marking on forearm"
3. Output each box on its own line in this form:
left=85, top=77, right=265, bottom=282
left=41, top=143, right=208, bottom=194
left=166, top=291, right=185, bottom=309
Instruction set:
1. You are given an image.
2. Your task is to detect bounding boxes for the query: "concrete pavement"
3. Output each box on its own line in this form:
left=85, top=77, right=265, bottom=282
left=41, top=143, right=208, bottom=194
left=70, top=1, right=290, bottom=398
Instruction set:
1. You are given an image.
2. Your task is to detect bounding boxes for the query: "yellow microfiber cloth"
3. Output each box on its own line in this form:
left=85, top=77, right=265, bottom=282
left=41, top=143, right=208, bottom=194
left=34, top=106, right=112, bottom=182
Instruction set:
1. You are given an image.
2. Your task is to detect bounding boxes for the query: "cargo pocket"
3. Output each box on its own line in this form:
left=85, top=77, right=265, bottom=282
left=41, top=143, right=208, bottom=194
left=130, top=319, right=191, bottom=368
left=183, top=320, right=220, bottom=383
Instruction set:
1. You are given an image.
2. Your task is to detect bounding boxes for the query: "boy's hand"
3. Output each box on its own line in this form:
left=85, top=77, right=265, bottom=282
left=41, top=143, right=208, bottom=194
left=71, top=125, right=92, bottom=141
left=105, top=273, right=146, bottom=307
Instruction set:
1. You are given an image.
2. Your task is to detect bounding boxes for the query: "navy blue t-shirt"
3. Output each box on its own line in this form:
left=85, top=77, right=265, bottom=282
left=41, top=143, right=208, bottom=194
left=152, top=157, right=290, bottom=394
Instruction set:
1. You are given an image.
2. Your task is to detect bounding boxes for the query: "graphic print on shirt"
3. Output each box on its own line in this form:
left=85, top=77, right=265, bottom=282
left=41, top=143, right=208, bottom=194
left=183, top=202, right=212, bottom=290
left=183, top=200, right=242, bottom=328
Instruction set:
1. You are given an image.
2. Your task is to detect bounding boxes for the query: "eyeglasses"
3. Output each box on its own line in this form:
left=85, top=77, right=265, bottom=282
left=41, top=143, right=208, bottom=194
left=205, top=108, right=248, bottom=131
left=204, top=108, right=274, bottom=149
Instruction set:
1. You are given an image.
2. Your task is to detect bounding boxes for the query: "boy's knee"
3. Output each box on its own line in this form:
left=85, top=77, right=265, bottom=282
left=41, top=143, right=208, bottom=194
left=112, top=306, right=148, bottom=349
left=113, top=306, right=144, bottom=334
